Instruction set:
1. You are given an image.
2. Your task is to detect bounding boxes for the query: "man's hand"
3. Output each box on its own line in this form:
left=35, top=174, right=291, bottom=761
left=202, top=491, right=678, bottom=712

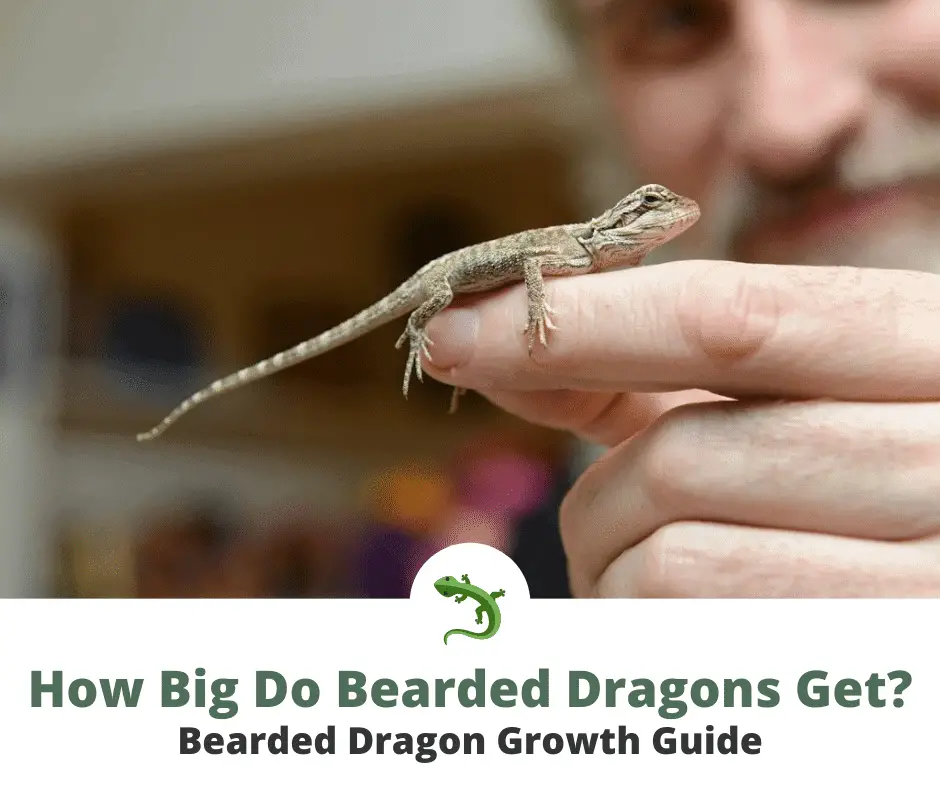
left=424, top=260, right=940, bottom=598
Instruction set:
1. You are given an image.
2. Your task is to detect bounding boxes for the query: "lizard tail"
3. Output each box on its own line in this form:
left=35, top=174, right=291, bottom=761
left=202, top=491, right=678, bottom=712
left=136, top=283, right=421, bottom=441
left=443, top=628, right=494, bottom=644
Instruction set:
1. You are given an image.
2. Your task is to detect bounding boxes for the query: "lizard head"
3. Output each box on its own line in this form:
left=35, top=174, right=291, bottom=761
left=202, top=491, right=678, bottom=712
left=434, top=576, right=461, bottom=597
left=578, top=184, right=700, bottom=267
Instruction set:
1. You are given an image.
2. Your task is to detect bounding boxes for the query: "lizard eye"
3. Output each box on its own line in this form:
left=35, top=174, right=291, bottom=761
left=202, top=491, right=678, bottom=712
left=643, top=193, right=663, bottom=206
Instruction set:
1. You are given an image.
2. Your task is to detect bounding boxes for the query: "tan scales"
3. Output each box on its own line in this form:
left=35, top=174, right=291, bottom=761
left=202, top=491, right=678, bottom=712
left=136, top=184, right=700, bottom=441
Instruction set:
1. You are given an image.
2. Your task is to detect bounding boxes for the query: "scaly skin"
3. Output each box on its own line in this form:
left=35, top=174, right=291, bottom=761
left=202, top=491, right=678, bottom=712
left=136, top=184, right=699, bottom=441
left=434, top=574, right=505, bottom=644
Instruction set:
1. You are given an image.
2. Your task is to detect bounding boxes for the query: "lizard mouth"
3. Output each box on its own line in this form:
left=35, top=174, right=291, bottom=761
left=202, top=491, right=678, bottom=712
left=620, top=205, right=700, bottom=236
left=668, top=204, right=702, bottom=235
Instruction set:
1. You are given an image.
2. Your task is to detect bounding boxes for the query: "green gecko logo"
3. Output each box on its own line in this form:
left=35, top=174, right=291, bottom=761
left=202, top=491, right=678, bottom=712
left=434, top=574, right=505, bottom=645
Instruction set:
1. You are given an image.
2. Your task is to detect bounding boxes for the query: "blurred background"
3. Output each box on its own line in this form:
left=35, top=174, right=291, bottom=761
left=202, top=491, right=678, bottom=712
left=0, top=0, right=618, bottom=599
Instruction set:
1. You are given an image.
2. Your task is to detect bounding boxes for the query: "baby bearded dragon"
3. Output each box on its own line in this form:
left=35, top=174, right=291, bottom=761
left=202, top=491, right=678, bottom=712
left=136, top=184, right=699, bottom=441
left=433, top=574, right=505, bottom=644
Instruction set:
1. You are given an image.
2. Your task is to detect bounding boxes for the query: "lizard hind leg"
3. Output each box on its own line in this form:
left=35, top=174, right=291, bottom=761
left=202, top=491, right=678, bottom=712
left=448, top=386, right=466, bottom=414
left=395, top=323, right=433, bottom=397
left=395, top=281, right=454, bottom=399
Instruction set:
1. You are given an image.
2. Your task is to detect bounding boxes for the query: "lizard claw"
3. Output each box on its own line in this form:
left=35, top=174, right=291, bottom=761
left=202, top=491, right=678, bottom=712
left=524, top=299, right=559, bottom=354
left=399, top=325, right=434, bottom=398
left=448, top=386, right=466, bottom=414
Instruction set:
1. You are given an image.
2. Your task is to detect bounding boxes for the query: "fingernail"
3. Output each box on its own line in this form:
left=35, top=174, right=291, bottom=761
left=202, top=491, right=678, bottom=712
left=425, top=308, right=479, bottom=369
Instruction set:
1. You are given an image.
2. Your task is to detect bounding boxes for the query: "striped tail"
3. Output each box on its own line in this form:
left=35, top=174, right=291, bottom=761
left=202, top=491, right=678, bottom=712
left=136, top=285, right=419, bottom=441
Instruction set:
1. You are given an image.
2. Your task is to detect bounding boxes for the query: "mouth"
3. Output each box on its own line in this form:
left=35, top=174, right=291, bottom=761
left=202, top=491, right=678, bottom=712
left=669, top=204, right=702, bottom=234
left=733, top=182, right=926, bottom=259
left=680, top=203, right=702, bottom=224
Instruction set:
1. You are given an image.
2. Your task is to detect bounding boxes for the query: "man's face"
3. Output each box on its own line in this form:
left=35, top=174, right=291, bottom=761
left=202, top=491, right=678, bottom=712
left=568, top=0, right=940, bottom=273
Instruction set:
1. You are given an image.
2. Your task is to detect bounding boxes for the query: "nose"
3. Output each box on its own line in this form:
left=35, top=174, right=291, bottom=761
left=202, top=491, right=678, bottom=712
left=725, top=0, right=869, bottom=181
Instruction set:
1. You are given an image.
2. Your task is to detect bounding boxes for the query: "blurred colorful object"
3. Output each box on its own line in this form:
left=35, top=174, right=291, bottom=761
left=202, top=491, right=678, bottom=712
left=360, top=465, right=453, bottom=535
left=356, top=526, right=418, bottom=598
left=454, top=450, right=553, bottom=518
left=59, top=521, right=137, bottom=597
left=408, top=446, right=556, bottom=586
left=354, top=464, right=454, bottom=597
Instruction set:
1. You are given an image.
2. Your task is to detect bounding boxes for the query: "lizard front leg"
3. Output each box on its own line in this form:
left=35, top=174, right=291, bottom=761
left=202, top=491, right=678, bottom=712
left=522, top=258, right=559, bottom=354
left=523, top=254, right=596, bottom=353
left=449, top=259, right=560, bottom=411
left=395, top=278, right=454, bottom=399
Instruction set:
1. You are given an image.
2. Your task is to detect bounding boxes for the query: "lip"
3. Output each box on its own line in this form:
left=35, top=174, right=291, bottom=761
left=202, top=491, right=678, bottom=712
left=674, top=203, right=701, bottom=227
left=733, top=184, right=912, bottom=259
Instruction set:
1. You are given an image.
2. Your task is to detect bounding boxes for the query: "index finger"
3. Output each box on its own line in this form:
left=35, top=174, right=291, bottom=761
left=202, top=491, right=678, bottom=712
left=423, top=260, right=940, bottom=401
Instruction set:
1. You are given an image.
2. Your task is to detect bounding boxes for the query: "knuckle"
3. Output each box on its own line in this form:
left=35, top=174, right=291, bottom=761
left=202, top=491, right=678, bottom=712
left=597, top=525, right=683, bottom=598
left=636, top=404, right=705, bottom=509
left=630, top=530, right=674, bottom=597
left=674, top=262, right=786, bottom=365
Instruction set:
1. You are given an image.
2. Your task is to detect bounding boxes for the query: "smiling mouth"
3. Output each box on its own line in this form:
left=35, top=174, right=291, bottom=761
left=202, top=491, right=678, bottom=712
left=733, top=182, right=925, bottom=259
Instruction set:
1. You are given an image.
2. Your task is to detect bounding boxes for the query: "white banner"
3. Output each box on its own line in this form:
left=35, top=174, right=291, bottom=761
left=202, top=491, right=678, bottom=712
left=0, top=542, right=931, bottom=785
